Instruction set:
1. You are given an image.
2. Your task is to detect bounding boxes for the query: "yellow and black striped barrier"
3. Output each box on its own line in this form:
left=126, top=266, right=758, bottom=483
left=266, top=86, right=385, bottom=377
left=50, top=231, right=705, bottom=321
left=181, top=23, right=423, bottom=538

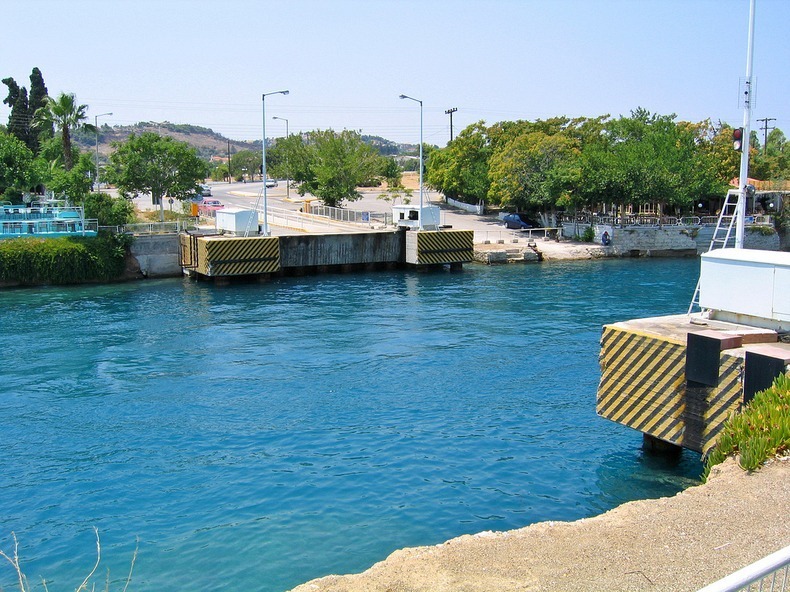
left=596, top=324, right=743, bottom=454
left=407, top=230, right=474, bottom=265
left=192, top=235, right=280, bottom=277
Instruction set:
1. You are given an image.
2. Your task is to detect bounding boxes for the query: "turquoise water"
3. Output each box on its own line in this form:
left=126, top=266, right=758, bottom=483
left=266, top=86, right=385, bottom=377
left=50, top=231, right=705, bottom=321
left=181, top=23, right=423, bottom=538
left=0, top=259, right=703, bottom=591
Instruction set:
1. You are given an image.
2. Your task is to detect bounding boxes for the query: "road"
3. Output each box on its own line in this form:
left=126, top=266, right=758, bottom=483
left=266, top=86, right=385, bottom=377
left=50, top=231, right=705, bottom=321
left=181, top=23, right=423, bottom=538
left=133, top=180, right=545, bottom=243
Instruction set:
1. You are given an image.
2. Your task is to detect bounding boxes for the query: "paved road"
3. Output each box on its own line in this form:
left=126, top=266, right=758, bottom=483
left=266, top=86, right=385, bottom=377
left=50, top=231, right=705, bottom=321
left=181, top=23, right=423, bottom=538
left=133, top=180, right=549, bottom=243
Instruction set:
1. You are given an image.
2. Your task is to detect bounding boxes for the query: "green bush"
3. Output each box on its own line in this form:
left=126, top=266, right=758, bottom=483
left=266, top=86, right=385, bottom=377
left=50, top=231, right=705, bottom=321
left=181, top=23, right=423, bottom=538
left=746, top=225, right=776, bottom=236
left=703, top=373, right=790, bottom=481
left=0, top=233, right=132, bottom=285
left=581, top=226, right=595, bottom=242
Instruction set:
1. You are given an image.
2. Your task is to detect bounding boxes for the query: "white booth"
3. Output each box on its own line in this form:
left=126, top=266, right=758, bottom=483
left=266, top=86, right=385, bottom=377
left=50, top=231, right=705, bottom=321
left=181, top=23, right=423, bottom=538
left=215, top=208, right=259, bottom=236
left=392, top=204, right=440, bottom=231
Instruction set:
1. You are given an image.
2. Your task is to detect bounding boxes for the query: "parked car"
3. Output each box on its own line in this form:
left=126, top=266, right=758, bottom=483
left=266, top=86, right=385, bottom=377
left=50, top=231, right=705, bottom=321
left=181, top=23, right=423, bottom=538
left=201, top=199, right=224, bottom=209
left=503, top=213, right=532, bottom=229
left=265, top=178, right=278, bottom=188
left=200, top=184, right=212, bottom=196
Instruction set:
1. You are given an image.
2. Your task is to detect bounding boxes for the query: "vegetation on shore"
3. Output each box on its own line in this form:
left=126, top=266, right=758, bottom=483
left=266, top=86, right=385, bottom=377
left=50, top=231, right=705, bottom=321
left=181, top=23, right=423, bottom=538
left=703, top=373, right=790, bottom=480
left=0, top=233, right=132, bottom=285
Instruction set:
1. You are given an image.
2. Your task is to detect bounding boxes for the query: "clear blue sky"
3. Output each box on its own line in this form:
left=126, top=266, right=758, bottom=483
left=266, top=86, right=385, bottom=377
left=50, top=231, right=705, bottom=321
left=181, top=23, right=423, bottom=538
left=2, top=0, right=789, bottom=146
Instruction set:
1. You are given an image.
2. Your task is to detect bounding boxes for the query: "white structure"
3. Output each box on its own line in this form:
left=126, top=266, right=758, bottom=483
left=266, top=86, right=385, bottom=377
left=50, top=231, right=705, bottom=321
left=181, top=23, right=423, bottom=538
left=216, top=208, right=259, bottom=236
left=699, top=248, right=790, bottom=331
left=392, top=204, right=440, bottom=231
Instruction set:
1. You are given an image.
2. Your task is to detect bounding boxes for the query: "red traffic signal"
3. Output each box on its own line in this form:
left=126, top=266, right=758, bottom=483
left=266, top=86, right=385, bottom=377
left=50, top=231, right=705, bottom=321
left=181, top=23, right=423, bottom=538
left=733, top=127, right=744, bottom=152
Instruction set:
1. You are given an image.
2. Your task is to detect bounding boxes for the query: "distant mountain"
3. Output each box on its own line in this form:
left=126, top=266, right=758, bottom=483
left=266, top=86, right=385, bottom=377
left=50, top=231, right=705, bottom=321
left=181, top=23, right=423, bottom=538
left=74, top=123, right=418, bottom=162
left=73, top=121, right=260, bottom=161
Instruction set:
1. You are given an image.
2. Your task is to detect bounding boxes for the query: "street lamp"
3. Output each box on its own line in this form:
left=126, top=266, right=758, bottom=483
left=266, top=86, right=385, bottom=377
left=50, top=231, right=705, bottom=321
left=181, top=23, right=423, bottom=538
left=399, top=94, right=423, bottom=230
left=94, top=112, right=112, bottom=190
left=261, top=90, right=289, bottom=236
left=272, top=116, right=290, bottom=201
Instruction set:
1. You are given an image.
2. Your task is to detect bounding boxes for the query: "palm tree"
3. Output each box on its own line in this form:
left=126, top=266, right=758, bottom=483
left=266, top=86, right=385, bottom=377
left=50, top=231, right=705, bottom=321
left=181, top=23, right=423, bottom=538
left=33, top=92, right=94, bottom=170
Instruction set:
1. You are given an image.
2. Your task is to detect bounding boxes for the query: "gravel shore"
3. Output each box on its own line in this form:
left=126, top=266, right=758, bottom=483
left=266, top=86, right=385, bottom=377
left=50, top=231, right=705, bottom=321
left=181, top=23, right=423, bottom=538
left=291, top=457, right=789, bottom=592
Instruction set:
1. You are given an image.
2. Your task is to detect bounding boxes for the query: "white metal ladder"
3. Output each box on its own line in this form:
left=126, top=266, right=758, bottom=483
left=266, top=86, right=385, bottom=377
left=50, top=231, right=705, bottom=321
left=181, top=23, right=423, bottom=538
left=687, top=191, right=741, bottom=314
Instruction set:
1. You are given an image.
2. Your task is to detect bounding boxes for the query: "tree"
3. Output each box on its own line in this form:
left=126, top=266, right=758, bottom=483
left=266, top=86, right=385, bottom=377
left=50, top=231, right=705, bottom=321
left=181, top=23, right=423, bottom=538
left=229, top=149, right=262, bottom=182
left=2, top=69, right=51, bottom=154
left=425, top=121, right=491, bottom=203
left=33, top=92, right=94, bottom=171
left=106, top=132, right=209, bottom=222
left=289, top=129, right=384, bottom=208
left=488, top=130, right=581, bottom=224
left=2, top=78, right=30, bottom=149
left=0, top=131, right=35, bottom=200
left=579, top=110, right=723, bottom=216
left=28, top=67, right=51, bottom=152
left=83, top=191, right=135, bottom=226
left=45, top=152, right=95, bottom=200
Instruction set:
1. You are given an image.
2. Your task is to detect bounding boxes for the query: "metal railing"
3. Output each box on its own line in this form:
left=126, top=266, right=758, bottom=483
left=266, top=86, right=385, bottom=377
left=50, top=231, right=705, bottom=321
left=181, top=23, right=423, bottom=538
left=698, top=545, right=790, bottom=592
left=309, top=205, right=381, bottom=227
left=475, top=227, right=561, bottom=244
left=121, top=219, right=198, bottom=234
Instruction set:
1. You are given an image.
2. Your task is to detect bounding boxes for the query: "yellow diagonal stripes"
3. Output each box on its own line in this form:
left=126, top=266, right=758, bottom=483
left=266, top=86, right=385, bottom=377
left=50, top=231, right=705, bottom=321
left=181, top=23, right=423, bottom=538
left=196, top=236, right=280, bottom=276
left=416, top=230, right=473, bottom=265
left=596, top=325, right=744, bottom=452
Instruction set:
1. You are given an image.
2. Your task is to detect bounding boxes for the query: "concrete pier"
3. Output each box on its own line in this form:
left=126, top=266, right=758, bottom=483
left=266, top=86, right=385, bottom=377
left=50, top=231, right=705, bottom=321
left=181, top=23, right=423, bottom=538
left=596, top=314, right=785, bottom=454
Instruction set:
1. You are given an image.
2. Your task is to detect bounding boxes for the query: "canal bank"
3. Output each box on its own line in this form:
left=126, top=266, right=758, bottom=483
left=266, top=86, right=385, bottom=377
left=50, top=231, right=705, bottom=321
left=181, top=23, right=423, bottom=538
left=289, top=457, right=790, bottom=592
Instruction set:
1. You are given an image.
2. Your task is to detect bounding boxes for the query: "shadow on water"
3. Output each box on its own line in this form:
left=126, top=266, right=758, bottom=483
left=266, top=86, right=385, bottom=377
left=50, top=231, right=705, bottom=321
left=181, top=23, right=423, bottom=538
left=593, top=443, right=703, bottom=514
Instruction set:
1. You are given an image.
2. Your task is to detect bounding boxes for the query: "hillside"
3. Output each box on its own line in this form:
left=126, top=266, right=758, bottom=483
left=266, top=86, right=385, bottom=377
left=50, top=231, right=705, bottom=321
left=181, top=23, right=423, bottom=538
left=74, top=122, right=416, bottom=162
left=73, top=121, right=260, bottom=161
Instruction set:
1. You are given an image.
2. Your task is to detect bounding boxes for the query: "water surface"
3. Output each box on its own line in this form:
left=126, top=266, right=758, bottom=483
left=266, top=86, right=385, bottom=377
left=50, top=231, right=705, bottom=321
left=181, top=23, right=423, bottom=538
left=0, top=259, right=703, bottom=591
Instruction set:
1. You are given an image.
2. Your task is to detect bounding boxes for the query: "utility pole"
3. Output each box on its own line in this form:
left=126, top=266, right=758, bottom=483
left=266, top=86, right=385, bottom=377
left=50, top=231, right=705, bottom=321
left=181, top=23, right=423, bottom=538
left=756, top=117, right=776, bottom=154
left=227, top=140, right=232, bottom=181
left=445, top=107, right=457, bottom=142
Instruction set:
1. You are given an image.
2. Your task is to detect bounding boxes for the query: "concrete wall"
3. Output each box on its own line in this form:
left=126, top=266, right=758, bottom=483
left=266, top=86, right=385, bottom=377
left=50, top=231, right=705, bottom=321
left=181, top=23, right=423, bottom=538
left=129, top=234, right=182, bottom=277
left=278, top=231, right=404, bottom=269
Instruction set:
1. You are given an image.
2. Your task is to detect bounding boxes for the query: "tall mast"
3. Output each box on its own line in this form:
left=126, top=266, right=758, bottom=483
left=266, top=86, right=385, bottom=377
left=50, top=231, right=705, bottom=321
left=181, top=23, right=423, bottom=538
left=735, top=0, right=756, bottom=248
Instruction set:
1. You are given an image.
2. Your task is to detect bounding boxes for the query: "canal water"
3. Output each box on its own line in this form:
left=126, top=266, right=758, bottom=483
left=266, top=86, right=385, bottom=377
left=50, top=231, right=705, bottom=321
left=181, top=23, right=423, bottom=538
left=1, top=258, right=703, bottom=591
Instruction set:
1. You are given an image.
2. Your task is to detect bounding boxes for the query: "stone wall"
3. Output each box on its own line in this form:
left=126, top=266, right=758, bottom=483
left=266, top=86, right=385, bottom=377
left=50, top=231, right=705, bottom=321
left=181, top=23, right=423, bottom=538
left=607, top=226, right=698, bottom=256
left=561, top=223, right=698, bottom=256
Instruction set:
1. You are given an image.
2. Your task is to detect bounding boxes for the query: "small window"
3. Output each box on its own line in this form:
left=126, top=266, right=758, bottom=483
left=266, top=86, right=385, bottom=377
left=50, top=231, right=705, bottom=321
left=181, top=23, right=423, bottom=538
left=408, top=210, right=419, bottom=220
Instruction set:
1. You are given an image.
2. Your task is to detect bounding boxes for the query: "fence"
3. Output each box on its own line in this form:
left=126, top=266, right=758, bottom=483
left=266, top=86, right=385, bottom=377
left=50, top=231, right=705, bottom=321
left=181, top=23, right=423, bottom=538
left=475, top=227, right=561, bottom=244
left=561, top=214, right=774, bottom=229
left=118, top=219, right=198, bottom=235
left=698, top=544, right=790, bottom=592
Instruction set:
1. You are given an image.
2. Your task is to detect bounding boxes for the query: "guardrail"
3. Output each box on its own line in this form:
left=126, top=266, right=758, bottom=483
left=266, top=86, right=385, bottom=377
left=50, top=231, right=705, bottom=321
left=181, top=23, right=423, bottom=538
left=561, top=214, right=775, bottom=228
left=698, top=544, right=790, bottom=592
left=475, top=228, right=561, bottom=244
left=119, top=219, right=198, bottom=234
left=309, top=205, right=386, bottom=227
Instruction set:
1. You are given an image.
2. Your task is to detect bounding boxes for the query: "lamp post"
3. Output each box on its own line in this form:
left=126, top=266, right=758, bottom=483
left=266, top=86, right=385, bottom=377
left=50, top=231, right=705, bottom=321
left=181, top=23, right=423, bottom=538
left=261, top=90, right=289, bottom=236
left=94, top=112, right=112, bottom=190
left=272, top=116, right=290, bottom=201
left=399, top=94, right=423, bottom=230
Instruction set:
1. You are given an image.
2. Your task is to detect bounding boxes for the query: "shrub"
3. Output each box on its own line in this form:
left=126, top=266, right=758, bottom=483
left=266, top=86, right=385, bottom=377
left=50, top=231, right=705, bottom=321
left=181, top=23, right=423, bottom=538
left=746, top=225, right=776, bottom=237
left=581, top=226, right=595, bottom=242
left=703, top=373, right=790, bottom=481
left=0, top=233, right=131, bottom=285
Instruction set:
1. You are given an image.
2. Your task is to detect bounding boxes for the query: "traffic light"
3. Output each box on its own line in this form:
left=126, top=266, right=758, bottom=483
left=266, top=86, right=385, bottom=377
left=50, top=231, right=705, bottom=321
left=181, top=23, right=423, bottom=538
left=732, top=127, right=744, bottom=152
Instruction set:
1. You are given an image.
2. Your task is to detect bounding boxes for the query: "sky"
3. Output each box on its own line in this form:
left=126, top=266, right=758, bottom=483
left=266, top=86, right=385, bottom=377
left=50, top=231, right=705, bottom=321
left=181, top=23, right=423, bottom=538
left=2, top=0, right=789, bottom=147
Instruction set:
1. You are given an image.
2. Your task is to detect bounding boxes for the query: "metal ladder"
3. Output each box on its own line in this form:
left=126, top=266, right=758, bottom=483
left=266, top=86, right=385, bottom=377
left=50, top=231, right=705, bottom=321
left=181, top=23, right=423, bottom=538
left=687, top=191, right=741, bottom=314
